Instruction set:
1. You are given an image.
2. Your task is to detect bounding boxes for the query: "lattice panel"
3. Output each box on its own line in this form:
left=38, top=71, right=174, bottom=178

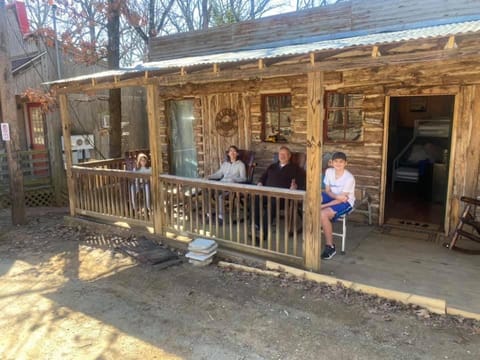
left=0, top=188, right=55, bottom=208
left=25, top=188, right=55, bottom=207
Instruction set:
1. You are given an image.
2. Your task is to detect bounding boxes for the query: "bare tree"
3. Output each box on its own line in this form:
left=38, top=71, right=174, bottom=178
left=211, top=0, right=275, bottom=24
left=168, top=0, right=277, bottom=31
left=24, top=0, right=52, bottom=30
left=296, top=0, right=345, bottom=10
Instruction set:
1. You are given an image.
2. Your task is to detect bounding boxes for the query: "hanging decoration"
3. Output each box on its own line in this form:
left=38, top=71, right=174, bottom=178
left=215, top=108, right=238, bottom=137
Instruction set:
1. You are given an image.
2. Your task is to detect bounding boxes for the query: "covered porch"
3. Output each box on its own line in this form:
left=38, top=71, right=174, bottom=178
left=61, top=156, right=480, bottom=317
left=318, top=222, right=480, bottom=317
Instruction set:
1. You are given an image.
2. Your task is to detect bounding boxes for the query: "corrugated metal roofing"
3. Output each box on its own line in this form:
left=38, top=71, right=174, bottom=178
left=46, top=18, right=480, bottom=86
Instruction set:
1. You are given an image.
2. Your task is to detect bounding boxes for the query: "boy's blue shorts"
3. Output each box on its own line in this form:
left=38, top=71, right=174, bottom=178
left=322, top=192, right=353, bottom=222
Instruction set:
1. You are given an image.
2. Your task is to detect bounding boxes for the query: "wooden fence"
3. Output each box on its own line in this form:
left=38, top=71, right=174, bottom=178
left=72, top=161, right=152, bottom=226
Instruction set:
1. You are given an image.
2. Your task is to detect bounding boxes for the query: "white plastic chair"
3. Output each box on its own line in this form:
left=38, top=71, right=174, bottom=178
left=332, top=209, right=353, bottom=255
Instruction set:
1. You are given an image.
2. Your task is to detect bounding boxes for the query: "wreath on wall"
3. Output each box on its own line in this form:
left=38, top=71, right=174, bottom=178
left=215, top=108, right=238, bottom=137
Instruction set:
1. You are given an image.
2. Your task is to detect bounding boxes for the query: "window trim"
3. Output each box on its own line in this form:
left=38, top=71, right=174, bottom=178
left=323, top=92, right=364, bottom=144
left=261, top=93, right=292, bottom=142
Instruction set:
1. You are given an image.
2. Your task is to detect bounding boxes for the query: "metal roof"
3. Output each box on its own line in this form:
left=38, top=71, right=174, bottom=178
left=46, top=18, right=480, bottom=86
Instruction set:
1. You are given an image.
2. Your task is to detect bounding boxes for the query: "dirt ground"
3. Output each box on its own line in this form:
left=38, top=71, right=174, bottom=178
left=0, top=208, right=479, bottom=360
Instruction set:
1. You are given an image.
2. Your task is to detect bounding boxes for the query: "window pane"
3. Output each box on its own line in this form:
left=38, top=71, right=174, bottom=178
left=279, top=95, right=292, bottom=109
left=327, top=110, right=344, bottom=128
left=265, top=112, right=278, bottom=137
left=279, top=112, right=292, bottom=136
left=347, top=94, right=363, bottom=107
left=263, top=94, right=292, bottom=142
left=327, top=93, right=345, bottom=108
left=346, top=109, right=363, bottom=141
left=266, top=96, right=279, bottom=111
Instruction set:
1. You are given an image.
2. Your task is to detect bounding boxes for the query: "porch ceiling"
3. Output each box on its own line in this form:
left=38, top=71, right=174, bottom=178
left=45, top=17, right=480, bottom=92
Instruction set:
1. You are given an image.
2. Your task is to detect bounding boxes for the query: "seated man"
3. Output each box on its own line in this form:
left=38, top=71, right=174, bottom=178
left=254, top=146, right=306, bottom=238
left=321, top=151, right=355, bottom=260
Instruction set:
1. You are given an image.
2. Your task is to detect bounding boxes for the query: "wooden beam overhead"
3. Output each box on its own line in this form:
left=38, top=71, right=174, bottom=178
left=114, top=75, right=119, bottom=83
left=144, top=71, right=149, bottom=79
left=213, top=63, right=219, bottom=73
left=310, top=52, right=315, bottom=65
left=180, top=67, right=186, bottom=76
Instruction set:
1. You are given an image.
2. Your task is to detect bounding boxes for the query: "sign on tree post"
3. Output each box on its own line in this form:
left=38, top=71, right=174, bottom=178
left=0, top=0, right=26, bottom=225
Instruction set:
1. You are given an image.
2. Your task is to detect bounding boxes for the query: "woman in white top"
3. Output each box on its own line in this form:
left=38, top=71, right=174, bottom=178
left=208, top=146, right=247, bottom=183
left=208, top=146, right=247, bottom=224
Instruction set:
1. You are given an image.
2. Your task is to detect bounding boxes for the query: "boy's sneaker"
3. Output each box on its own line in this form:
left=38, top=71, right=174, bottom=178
left=321, top=245, right=336, bottom=260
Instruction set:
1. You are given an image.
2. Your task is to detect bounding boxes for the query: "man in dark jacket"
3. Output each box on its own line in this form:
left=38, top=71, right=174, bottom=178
left=254, top=146, right=306, bottom=242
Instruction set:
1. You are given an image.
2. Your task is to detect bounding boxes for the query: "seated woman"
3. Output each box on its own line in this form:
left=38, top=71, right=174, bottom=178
left=207, top=145, right=247, bottom=224
left=130, top=153, right=152, bottom=211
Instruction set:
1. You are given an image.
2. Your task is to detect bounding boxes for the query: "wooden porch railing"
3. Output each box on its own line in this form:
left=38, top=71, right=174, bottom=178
left=160, top=174, right=305, bottom=266
left=69, top=161, right=306, bottom=266
left=72, top=161, right=152, bottom=226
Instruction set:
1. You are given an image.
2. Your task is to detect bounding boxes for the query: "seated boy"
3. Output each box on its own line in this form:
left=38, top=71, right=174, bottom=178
left=321, top=152, right=355, bottom=260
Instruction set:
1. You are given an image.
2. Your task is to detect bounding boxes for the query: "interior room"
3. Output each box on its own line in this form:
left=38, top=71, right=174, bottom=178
left=386, top=95, right=454, bottom=230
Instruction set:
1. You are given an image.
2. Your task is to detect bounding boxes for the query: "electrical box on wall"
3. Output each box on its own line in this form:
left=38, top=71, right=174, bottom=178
left=61, top=134, right=94, bottom=166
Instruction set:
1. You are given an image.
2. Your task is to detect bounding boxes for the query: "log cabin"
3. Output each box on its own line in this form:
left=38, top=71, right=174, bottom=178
left=47, top=0, right=480, bottom=271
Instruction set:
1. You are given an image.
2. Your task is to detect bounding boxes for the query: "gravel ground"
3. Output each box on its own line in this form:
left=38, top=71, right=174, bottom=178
left=0, top=208, right=479, bottom=360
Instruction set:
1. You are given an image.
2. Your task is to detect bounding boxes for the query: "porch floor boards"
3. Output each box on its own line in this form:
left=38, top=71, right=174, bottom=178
left=322, top=222, right=480, bottom=315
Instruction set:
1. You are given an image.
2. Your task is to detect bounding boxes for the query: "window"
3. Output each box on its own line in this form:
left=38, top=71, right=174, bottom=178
left=325, top=93, right=363, bottom=142
left=262, top=94, right=292, bottom=142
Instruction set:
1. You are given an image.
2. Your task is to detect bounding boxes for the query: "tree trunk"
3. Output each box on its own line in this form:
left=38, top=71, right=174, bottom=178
left=107, top=0, right=122, bottom=158
left=0, top=0, right=26, bottom=224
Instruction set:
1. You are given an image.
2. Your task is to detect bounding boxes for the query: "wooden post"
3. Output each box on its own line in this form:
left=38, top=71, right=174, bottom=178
left=0, top=0, right=26, bottom=225
left=304, top=71, right=324, bottom=272
left=58, top=94, right=76, bottom=216
left=146, top=84, right=163, bottom=233
left=449, top=85, right=480, bottom=232
left=46, top=111, right=66, bottom=206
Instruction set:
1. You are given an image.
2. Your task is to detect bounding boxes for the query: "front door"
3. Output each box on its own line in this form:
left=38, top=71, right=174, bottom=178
left=167, top=100, right=198, bottom=178
left=26, top=103, right=49, bottom=176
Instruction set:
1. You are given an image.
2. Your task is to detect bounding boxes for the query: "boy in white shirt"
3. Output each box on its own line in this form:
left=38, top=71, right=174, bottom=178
left=321, top=152, right=355, bottom=259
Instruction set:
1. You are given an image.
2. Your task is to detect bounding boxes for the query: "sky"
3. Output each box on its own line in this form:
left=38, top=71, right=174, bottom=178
left=265, top=0, right=340, bottom=16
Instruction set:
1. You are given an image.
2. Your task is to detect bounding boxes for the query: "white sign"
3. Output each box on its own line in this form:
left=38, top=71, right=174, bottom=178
left=1, top=123, right=10, bottom=141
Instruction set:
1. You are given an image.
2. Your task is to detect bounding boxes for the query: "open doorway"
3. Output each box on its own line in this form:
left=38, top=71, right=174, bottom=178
left=385, top=95, right=454, bottom=231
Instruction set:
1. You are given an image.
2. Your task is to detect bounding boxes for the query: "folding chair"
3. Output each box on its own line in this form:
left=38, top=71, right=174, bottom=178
left=446, top=196, right=480, bottom=254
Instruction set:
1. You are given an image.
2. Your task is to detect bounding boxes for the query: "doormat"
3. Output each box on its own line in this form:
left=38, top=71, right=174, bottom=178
left=382, top=218, right=443, bottom=243
left=116, top=236, right=182, bottom=267
left=385, top=218, right=442, bottom=232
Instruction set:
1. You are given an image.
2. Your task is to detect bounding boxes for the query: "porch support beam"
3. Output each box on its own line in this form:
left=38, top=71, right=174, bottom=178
left=146, top=84, right=163, bottom=233
left=304, top=71, right=324, bottom=272
left=58, top=94, right=76, bottom=216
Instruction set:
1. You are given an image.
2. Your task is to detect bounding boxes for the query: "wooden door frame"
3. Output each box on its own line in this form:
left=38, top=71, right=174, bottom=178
left=381, top=87, right=459, bottom=233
